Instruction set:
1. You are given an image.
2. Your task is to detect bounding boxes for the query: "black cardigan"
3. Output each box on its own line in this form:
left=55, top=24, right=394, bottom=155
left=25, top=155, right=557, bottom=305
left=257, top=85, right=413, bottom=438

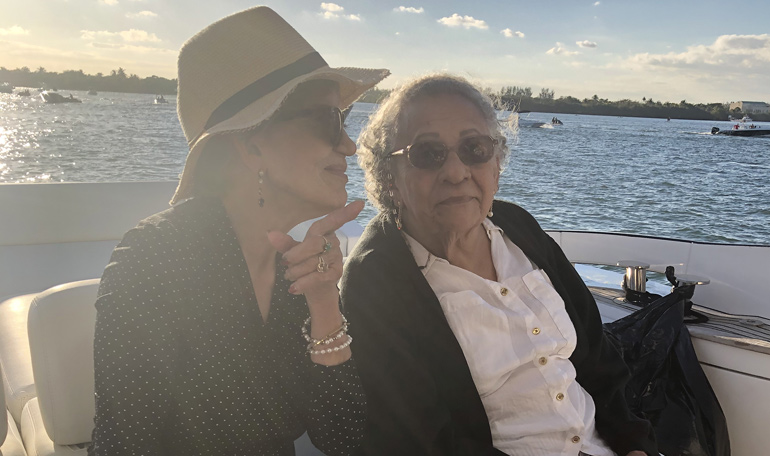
left=341, top=200, right=657, bottom=456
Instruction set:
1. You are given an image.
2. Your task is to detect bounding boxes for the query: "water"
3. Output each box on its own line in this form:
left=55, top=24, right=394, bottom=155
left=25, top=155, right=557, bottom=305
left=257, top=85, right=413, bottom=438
left=2, top=92, right=768, bottom=245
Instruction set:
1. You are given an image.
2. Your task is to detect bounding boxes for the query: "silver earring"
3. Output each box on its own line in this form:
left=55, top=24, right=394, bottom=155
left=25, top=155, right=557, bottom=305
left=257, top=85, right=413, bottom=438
left=387, top=170, right=402, bottom=230
left=258, top=170, right=265, bottom=208
left=394, top=200, right=403, bottom=230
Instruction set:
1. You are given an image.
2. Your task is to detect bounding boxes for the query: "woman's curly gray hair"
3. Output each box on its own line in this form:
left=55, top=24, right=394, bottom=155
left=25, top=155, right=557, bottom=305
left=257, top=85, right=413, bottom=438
left=357, top=73, right=514, bottom=212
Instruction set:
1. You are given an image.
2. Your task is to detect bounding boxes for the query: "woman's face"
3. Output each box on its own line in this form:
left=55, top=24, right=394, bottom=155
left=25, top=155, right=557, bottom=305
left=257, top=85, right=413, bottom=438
left=391, top=93, right=500, bottom=239
left=249, top=84, right=355, bottom=218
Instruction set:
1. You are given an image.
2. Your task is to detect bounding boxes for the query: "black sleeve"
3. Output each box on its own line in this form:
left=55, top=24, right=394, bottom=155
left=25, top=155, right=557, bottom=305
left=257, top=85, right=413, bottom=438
left=89, top=225, right=177, bottom=455
left=342, top=255, right=506, bottom=456
left=544, top=234, right=658, bottom=456
left=302, top=358, right=368, bottom=455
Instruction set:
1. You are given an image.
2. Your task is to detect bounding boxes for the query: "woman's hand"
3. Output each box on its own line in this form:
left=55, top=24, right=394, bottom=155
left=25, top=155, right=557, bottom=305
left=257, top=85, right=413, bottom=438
left=267, top=200, right=365, bottom=365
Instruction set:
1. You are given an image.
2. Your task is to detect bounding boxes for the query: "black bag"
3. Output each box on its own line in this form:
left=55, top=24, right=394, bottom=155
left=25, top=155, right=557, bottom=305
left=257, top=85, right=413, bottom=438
left=603, top=285, right=730, bottom=456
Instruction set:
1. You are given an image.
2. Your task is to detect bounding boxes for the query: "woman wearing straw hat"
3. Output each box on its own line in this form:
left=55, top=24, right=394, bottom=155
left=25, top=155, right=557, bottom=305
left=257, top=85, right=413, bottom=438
left=89, top=7, right=388, bottom=455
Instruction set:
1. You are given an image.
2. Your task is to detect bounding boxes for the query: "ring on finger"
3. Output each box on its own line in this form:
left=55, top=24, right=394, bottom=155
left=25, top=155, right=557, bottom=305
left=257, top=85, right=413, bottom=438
left=316, top=255, right=329, bottom=273
left=321, top=235, right=332, bottom=253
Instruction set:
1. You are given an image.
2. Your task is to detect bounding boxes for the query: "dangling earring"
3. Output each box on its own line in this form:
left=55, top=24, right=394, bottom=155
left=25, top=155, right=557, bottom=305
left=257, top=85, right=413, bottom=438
left=258, top=169, right=265, bottom=207
left=487, top=204, right=494, bottom=218
left=394, top=200, right=403, bottom=230
left=387, top=169, right=402, bottom=230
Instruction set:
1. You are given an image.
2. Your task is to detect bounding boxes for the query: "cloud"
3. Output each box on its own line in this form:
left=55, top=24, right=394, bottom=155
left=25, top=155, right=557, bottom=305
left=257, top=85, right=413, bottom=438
left=321, top=3, right=344, bottom=12
left=126, top=10, right=157, bottom=18
left=394, top=6, right=424, bottom=13
left=99, top=0, right=118, bottom=5
left=594, top=1, right=600, bottom=5
left=81, top=28, right=160, bottom=43
left=576, top=40, right=597, bottom=48
left=437, top=14, right=488, bottom=30
left=319, top=3, right=362, bottom=21
left=0, top=26, right=30, bottom=36
left=546, top=42, right=579, bottom=56
left=624, top=34, right=770, bottom=70
left=501, top=28, right=524, bottom=38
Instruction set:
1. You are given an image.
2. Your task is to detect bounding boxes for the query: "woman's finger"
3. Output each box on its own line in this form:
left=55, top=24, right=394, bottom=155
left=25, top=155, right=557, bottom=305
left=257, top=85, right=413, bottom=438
left=281, top=200, right=362, bottom=263
left=284, top=248, right=343, bottom=282
left=288, top=259, right=343, bottom=295
left=305, top=200, right=364, bottom=238
left=267, top=230, right=300, bottom=254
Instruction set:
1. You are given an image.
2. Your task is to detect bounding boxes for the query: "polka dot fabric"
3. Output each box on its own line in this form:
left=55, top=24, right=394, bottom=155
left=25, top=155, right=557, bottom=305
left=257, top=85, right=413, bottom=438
left=88, top=197, right=366, bottom=455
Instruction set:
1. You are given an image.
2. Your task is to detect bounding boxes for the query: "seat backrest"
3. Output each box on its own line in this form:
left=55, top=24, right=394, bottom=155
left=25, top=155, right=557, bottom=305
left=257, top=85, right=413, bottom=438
left=27, top=279, right=100, bottom=445
left=0, top=364, right=6, bottom=446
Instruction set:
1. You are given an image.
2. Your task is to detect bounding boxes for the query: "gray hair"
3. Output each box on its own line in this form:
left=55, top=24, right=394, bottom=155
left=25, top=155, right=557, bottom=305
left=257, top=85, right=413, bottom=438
left=357, top=73, right=515, bottom=212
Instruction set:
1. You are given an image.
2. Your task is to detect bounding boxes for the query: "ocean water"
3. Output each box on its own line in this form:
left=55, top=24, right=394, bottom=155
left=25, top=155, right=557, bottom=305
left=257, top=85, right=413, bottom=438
left=1, top=91, right=768, bottom=245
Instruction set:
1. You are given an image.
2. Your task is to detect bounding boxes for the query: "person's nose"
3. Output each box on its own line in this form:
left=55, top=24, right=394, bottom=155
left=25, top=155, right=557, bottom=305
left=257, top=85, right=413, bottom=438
left=440, top=148, right=470, bottom=183
left=335, top=129, right=356, bottom=157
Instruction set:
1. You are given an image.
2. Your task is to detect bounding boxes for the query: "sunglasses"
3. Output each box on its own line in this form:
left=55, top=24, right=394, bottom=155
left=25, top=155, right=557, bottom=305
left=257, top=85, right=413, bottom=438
left=272, top=106, right=348, bottom=147
left=390, top=135, right=503, bottom=170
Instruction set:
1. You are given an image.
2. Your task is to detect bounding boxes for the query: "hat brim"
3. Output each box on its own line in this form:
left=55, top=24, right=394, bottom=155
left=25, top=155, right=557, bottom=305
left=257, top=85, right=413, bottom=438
left=170, top=66, right=389, bottom=205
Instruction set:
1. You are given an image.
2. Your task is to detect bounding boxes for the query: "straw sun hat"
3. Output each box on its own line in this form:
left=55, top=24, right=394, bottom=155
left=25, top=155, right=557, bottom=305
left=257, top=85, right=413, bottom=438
left=171, top=6, right=390, bottom=205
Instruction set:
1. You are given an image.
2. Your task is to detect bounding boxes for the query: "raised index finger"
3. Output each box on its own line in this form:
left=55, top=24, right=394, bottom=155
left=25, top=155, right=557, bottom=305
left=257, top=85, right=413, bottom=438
left=305, top=200, right=365, bottom=240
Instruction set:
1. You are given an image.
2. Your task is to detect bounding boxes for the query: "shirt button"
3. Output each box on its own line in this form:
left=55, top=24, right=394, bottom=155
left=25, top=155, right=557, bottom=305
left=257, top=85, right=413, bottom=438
left=571, top=436, right=581, bottom=444
left=538, top=357, right=548, bottom=365
left=556, top=392, right=565, bottom=401
left=532, top=327, right=541, bottom=335
left=500, top=287, right=508, bottom=296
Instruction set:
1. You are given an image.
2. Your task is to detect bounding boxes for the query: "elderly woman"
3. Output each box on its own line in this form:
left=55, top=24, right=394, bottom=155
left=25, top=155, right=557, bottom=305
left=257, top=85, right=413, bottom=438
left=89, top=7, right=388, bottom=455
left=341, top=74, right=657, bottom=456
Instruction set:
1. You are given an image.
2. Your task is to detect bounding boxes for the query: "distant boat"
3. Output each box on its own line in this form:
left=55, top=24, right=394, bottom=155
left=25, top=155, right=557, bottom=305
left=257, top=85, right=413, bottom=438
left=711, top=124, right=770, bottom=137
left=153, top=95, right=169, bottom=104
left=88, top=89, right=97, bottom=95
left=40, top=91, right=82, bottom=104
left=728, top=114, right=753, bottom=122
left=17, top=89, right=31, bottom=97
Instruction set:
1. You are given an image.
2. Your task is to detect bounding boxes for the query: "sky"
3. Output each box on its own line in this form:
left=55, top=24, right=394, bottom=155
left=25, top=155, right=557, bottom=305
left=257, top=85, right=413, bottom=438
left=1, top=0, right=769, bottom=104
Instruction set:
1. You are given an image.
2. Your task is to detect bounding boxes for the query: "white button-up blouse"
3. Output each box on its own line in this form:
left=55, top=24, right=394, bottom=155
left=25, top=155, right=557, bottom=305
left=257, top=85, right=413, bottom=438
left=404, top=219, right=615, bottom=456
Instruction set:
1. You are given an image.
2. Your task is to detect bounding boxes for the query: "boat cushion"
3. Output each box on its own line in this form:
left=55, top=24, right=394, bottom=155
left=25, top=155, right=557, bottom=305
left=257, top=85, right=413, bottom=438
left=27, top=280, right=100, bottom=446
left=0, top=293, right=37, bottom=424
left=21, top=398, right=87, bottom=456
left=2, top=409, right=27, bottom=456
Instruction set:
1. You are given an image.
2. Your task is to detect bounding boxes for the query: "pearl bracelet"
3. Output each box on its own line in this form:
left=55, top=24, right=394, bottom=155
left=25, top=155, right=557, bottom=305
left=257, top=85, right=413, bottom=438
left=301, top=314, right=349, bottom=346
left=307, top=334, right=352, bottom=356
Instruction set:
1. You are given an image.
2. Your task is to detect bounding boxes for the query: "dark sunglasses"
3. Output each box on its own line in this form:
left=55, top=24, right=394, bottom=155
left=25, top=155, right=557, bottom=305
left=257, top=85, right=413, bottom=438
left=272, top=106, right=348, bottom=147
left=390, top=135, right=503, bottom=170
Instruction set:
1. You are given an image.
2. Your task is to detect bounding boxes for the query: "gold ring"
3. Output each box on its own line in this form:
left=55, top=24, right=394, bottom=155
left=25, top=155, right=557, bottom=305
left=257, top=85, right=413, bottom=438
left=316, top=255, right=328, bottom=273
left=321, top=235, right=332, bottom=253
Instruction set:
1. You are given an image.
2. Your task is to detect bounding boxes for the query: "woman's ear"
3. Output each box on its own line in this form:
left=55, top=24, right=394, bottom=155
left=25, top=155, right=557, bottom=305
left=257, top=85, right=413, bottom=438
left=232, top=133, right=264, bottom=173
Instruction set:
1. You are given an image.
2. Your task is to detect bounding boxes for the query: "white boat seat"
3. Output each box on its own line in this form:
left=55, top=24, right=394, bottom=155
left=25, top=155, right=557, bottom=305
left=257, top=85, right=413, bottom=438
left=27, top=279, right=100, bottom=446
left=21, top=398, right=85, bottom=456
left=3, top=409, right=28, bottom=456
left=0, top=293, right=37, bottom=424
left=1, top=363, right=28, bottom=455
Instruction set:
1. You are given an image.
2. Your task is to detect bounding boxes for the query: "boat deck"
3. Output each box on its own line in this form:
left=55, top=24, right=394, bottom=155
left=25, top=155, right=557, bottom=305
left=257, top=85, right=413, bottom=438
left=590, top=286, right=770, bottom=355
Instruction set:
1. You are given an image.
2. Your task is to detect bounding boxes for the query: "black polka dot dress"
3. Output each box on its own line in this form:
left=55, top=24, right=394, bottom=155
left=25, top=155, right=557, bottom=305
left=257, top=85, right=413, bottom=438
left=88, top=197, right=366, bottom=456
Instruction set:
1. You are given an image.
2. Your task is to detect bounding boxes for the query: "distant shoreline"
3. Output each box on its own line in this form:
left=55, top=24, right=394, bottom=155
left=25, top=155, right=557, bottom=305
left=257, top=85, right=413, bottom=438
left=3, top=66, right=767, bottom=122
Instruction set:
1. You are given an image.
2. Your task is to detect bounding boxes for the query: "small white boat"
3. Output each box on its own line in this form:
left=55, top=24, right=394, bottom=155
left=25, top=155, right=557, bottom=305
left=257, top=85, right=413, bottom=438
left=0, top=182, right=768, bottom=455
left=153, top=95, right=169, bottom=104
left=40, top=92, right=82, bottom=104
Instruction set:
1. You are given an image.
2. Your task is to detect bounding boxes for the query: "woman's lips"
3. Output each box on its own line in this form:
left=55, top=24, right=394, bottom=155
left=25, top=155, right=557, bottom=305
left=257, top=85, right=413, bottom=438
left=438, top=195, right=475, bottom=205
left=325, top=165, right=348, bottom=181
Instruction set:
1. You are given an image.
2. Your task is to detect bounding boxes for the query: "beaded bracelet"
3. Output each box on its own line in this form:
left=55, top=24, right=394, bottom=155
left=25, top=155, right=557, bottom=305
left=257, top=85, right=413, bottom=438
left=301, top=314, right=349, bottom=346
left=308, top=334, right=352, bottom=356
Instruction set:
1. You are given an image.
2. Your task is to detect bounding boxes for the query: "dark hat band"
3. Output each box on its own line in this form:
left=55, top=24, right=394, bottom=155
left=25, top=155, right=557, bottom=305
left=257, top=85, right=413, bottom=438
left=191, top=51, right=328, bottom=146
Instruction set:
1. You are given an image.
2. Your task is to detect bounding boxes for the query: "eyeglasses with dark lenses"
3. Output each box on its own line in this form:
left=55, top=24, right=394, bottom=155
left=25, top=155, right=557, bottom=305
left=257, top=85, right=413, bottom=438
left=272, top=106, right=347, bottom=147
left=390, top=135, right=503, bottom=170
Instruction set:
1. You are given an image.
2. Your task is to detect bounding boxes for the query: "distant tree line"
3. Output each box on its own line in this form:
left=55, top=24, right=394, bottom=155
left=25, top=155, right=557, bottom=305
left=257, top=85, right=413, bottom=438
left=0, top=66, right=177, bottom=95
left=358, top=86, right=769, bottom=122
